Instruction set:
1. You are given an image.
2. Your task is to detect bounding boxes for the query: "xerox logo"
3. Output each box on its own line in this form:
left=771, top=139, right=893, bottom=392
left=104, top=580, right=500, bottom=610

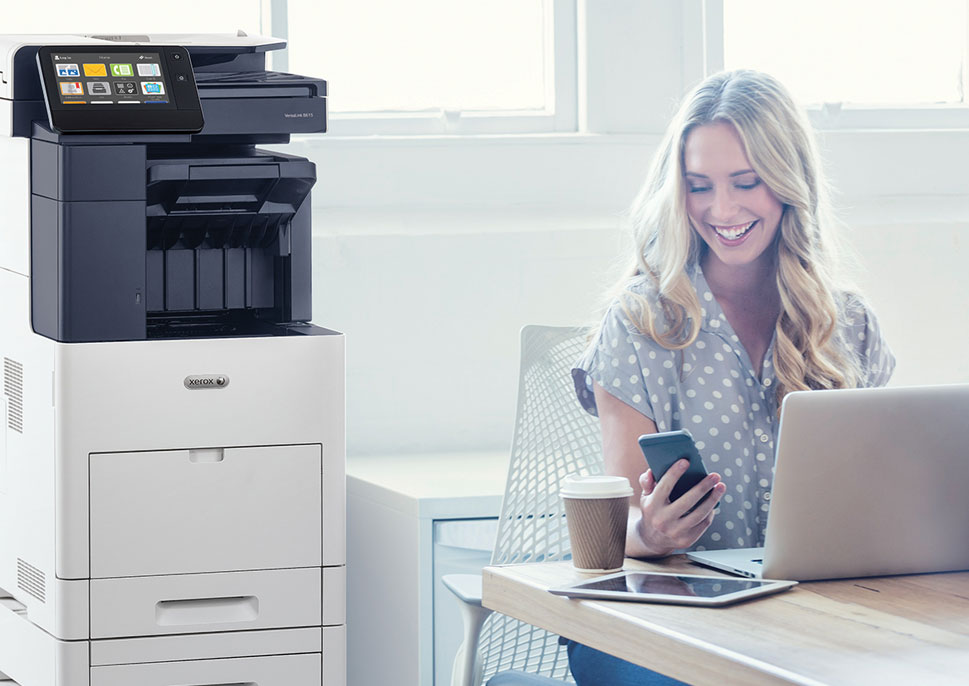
left=184, top=375, right=230, bottom=390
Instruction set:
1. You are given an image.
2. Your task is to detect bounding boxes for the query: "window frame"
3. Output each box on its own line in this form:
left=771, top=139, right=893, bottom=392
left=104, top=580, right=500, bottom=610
left=264, top=0, right=967, bottom=219
left=266, top=0, right=578, bottom=136
left=709, top=0, right=969, bottom=132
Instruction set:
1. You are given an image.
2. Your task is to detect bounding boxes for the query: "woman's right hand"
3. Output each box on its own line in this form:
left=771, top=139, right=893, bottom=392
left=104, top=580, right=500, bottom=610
left=634, top=459, right=726, bottom=557
left=590, top=380, right=726, bottom=558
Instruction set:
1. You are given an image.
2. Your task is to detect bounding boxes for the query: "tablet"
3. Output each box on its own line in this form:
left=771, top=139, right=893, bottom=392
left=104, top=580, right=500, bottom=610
left=549, top=570, right=797, bottom=607
left=36, top=45, right=204, bottom=133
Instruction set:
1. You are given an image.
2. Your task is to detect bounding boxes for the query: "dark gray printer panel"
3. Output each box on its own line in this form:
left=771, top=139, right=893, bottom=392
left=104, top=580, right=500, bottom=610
left=31, top=141, right=147, bottom=202
left=29, top=137, right=316, bottom=343
left=30, top=140, right=148, bottom=342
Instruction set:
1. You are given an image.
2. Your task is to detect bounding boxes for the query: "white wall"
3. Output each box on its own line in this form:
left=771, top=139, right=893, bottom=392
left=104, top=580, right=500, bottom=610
left=846, top=219, right=969, bottom=388
left=312, top=218, right=622, bottom=454
left=303, top=148, right=969, bottom=456
left=293, top=2, right=969, bottom=456
left=299, top=135, right=656, bottom=456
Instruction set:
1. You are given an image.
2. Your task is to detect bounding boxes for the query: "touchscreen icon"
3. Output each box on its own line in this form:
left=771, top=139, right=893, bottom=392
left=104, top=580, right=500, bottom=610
left=110, top=63, right=134, bottom=77
left=137, top=63, right=161, bottom=77
left=59, top=82, right=84, bottom=95
left=114, top=82, right=138, bottom=95
left=56, top=63, right=80, bottom=77
left=141, top=81, right=165, bottom=95
left=88, top=81, right=110, bottom=95
left=83, top=64, right=107, bottom=77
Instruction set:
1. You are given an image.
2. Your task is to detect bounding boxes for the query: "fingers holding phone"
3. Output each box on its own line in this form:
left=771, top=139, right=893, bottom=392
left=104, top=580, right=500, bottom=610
left=636, top=431, right=726, bottom=554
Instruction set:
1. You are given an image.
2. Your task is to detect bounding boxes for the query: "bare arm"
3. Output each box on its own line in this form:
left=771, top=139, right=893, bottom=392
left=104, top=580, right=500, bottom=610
left=593, top=382, right=726, bottom=558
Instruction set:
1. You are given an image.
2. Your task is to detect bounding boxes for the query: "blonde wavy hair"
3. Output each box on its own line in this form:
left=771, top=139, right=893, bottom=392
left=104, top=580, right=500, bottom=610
left=608, top=69, right=861, bottom=405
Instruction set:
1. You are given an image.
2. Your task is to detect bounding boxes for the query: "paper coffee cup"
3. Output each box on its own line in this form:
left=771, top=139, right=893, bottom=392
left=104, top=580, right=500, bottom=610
left=561, top=475, right=633, bottom=573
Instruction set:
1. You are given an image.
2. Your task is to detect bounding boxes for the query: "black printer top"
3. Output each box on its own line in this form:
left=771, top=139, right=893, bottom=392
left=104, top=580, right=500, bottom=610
left=10, top=38, right=327, bottom=139
left=194, top=70, right=326, bottom=99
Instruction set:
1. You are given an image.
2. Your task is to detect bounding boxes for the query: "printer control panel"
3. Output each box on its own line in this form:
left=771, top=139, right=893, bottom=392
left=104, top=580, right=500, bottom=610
left=36, top=45, right=203, bottom=133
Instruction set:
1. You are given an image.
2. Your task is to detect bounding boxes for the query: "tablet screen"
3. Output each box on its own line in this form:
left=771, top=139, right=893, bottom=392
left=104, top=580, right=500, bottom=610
left=574, top=572, right=767, bottom=598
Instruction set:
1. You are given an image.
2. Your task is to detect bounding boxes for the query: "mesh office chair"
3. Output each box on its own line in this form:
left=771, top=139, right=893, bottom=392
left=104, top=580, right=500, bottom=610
left=444, top=325, right=605, bottom=686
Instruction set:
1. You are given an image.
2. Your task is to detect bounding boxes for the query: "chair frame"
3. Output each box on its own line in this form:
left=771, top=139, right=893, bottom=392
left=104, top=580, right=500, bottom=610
left=444, top=325, right=604, bottom=686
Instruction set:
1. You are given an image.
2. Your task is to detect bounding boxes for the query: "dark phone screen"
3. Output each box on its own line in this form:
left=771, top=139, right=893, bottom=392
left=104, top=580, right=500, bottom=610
left=639, top=431, right=708, bottom=502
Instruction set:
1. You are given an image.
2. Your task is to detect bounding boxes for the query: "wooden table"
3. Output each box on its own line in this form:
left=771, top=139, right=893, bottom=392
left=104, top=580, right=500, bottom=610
left=482, top=557, right=969, bottom=685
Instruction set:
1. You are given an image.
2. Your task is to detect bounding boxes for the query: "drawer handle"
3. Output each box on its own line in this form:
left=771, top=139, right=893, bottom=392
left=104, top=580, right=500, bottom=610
left=189, top=448, right=225, bottom=463
left=155, top=595, right=259, bottom=626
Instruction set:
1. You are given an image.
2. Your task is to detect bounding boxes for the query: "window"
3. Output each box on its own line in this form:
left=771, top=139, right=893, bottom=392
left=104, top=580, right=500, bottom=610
left=3, top=1, right=261, bottom=37
left=7, top=0, right=576, bottom=137
left=276, top=0, right=577, bottom=135
left=720, top=0, right=969, bottom=129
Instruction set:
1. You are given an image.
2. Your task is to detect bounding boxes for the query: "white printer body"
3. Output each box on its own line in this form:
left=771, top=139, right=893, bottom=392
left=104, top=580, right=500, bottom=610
left=0, top=34, right=345, bottom=686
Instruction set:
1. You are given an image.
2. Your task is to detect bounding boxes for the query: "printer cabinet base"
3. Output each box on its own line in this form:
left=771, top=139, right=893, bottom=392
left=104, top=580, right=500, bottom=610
left=91, top=653, right=321, bottom=686
left=0, top=598, right=88, bottom=686
left=90, top=625, right=345, bottom=686
left=0, top=601, right=344, bottom=686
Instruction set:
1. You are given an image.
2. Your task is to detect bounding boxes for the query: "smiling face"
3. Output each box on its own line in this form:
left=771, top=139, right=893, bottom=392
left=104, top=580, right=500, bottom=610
left=683, top=121, right=784, bottom=270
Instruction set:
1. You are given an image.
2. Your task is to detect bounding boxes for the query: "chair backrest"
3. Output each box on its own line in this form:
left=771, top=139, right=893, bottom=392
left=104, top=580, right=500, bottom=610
left=478, top=325, right=604, bottom=683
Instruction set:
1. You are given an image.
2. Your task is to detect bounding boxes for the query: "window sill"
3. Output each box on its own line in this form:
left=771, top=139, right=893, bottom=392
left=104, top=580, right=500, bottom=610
left=274, top=128, right=969, bottom=219
left=289, top=130, right=659, bottom=147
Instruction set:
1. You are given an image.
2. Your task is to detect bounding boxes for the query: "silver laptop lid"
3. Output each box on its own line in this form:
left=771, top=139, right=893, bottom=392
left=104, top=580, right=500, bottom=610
left=762, top=384, right=969, bottom=580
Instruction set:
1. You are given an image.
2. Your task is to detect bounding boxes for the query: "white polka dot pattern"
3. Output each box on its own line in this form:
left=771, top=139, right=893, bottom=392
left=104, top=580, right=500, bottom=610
left=572, top=267, right=896, bottom=551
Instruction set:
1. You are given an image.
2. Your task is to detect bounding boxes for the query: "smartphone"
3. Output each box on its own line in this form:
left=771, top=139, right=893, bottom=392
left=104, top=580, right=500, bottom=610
left=638, top=429, right=709, bottom=503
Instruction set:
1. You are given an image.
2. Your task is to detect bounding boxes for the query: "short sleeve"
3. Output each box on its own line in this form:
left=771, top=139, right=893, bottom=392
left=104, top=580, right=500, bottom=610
left=572, top=299, right=671, bottom=420
left=842, top=295, right=895, bottom=388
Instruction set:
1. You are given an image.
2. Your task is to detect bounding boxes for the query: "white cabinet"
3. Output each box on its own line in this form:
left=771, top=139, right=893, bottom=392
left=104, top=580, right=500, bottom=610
left=432, top=518, right=499, bottom=686
left=346, top=452, right=508, bottom=686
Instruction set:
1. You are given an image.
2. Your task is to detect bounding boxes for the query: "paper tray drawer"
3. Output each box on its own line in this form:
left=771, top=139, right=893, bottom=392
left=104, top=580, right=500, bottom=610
left=91, top=652, right=321, bottom=686
left=89, top=444, right=322, bottom=578
left=90, top=568, right=321, bottom=639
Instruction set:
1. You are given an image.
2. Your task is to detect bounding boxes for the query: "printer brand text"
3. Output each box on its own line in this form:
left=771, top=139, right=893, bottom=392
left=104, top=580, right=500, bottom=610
left=184, top=375, right=230, bottom=390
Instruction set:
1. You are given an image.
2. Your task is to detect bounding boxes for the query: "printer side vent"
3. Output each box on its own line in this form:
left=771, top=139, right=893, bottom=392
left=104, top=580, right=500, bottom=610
left=16, top=559, right=45, bottom=603
left=3, top=358, right=23, bottom=434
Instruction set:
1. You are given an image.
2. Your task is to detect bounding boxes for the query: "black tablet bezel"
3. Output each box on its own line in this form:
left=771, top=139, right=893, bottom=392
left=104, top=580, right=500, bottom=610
left=549, top=570, right=797, bottom=607
left=36, top=45, right=204, bottom=133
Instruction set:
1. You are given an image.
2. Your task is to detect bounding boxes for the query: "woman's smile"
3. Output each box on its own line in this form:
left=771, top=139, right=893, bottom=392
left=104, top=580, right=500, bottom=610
left=710, top=220, right=758, bottom=243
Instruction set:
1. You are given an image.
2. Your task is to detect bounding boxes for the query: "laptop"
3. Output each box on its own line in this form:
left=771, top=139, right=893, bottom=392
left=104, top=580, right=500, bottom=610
left=687, top=384, right=969, bottom=581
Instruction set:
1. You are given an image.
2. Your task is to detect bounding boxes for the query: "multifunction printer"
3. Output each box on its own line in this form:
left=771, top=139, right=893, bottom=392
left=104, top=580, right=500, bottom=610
left=0, top=33, right=345, bottom=686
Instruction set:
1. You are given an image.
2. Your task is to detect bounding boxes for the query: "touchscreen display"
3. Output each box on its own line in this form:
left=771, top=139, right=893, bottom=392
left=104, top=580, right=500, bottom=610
left=576, top=572, right=766, bottom=598
left=50, top=50, right=173, bottom=107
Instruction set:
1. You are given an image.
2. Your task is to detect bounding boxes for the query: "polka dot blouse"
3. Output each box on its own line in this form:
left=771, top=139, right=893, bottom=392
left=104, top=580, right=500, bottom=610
left=572, top=266, right=895, bottom=551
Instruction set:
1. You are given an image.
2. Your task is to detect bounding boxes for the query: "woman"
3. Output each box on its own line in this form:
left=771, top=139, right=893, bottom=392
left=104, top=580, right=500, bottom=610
left=568, top=70, right=894, bottom=684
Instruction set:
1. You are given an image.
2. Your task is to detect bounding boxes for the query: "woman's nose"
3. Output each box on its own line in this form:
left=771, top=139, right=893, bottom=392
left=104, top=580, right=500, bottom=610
left=710, top=187, right=738, bottom=222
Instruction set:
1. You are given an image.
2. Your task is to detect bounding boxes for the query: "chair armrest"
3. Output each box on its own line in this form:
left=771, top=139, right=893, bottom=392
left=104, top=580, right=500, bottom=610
left=442, top=573, right=493, bottom=686
left=442, top=573, right=484, bottom=607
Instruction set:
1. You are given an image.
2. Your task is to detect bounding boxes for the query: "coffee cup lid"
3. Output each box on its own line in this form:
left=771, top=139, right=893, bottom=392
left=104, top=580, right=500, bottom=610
left=560, top=474, right=633, bottom=499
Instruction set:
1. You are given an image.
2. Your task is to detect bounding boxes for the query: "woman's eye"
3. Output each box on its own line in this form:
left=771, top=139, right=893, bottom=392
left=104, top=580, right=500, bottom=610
left=735, top=178, right=761, bottom=190
left=688, top=186, right=711, bottom=193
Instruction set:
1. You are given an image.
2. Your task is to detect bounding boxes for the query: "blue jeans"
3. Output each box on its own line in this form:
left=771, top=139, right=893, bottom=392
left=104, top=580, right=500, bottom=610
left=567, top=641, right=688, bottom=686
